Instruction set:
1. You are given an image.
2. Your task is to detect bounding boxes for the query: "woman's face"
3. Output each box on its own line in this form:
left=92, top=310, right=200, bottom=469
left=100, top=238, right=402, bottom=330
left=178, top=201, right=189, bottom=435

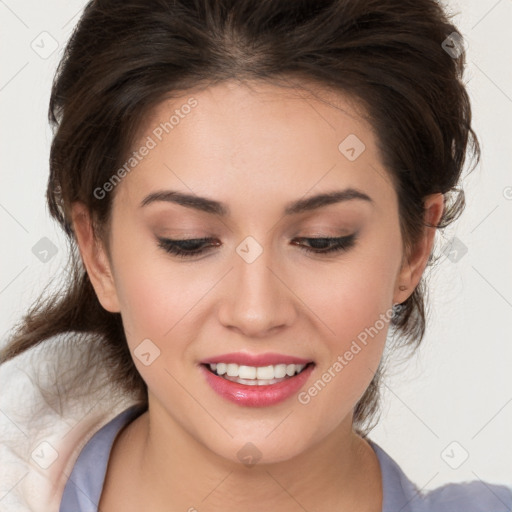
left=82, top=80, right=421, bottom=464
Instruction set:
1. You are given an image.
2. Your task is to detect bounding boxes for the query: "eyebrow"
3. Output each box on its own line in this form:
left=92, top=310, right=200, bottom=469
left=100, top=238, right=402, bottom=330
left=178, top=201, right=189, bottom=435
left=140, top=188, right=373, bottom=216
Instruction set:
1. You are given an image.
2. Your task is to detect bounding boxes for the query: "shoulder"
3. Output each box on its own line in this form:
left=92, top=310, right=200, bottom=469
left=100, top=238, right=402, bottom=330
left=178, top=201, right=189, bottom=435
left=421, top=480, right=512, bottom=512
left=368, top=439, right=512, bottom=512
left=0, top=332, right=143, bottom=512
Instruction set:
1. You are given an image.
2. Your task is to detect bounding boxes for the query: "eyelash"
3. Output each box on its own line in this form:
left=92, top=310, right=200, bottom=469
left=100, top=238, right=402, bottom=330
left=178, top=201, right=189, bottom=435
left=157, top=234, right=357, bottom=259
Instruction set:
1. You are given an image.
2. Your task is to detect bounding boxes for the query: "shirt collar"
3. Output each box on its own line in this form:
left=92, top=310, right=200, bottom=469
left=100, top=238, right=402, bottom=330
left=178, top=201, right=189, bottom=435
left=367, top=438, right=425, bottom=512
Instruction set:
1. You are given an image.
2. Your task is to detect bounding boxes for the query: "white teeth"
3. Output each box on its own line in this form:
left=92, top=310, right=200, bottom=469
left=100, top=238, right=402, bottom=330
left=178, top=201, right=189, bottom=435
left=274, top=364, right=287, bottom=379
left=208, top=362, right=308, bottom=381
left=226, top=363, right=238, bottom=377
left=238, top=365, right=256, bottom=379
left=256, top=365, right=274, bottom=380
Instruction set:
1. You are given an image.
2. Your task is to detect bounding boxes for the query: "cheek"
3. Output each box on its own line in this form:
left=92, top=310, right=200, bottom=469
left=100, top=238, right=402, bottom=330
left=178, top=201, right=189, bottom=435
left=114, top=267, right=172, bottom=338
left=110, top=242, right=220, bottom=367
left=301, top=237, right=400, bottom=347
left=296, top=233, right=400, bottom=413
left=108, top=233, right=185, bottom=342
left=111, top=260, right=200, bottom=390
left=297, top=284, right=391, bottom=436
left=308, top=275, right=390, bottom=395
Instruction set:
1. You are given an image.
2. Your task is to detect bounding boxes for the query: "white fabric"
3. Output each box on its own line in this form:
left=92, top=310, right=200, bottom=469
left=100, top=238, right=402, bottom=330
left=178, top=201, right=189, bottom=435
left=0, top=333, right=140, bottom=511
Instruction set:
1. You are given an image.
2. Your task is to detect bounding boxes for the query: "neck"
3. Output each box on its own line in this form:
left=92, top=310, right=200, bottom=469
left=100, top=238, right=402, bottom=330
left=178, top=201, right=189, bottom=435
left=103, top=398, right=382, bottom=512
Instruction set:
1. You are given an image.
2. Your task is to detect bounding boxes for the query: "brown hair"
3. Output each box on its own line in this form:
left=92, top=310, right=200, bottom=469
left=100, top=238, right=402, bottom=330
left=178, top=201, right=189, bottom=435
left=0, top=0, right=479, bottom=436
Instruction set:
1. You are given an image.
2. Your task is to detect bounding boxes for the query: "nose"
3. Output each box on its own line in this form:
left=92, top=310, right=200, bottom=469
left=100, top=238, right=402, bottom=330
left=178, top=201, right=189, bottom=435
left=216, top=240, right=297, bottom=338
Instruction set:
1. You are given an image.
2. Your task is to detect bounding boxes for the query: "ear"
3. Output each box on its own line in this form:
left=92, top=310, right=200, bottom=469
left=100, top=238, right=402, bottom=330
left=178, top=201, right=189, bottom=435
left=393, top=193, right=444, bottom=304
left=71, top=202, right=121, bottom=313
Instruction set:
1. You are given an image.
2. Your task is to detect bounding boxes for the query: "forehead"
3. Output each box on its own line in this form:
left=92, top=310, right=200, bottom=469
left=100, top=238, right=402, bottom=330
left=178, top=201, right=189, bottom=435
left=116, top=79, right=395, bottom=213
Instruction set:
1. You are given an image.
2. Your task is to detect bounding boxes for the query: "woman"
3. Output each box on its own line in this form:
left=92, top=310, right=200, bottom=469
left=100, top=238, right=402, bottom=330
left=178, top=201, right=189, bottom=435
left=1, top=0, right=510, bottom=511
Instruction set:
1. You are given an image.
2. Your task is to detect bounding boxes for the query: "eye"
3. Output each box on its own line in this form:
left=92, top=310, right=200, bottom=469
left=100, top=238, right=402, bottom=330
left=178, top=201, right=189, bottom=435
left=157, top=237, right=219, bottom=258
left=291, top=234, right=357, bottom=255
left=156, top=234, right=357, bottom=259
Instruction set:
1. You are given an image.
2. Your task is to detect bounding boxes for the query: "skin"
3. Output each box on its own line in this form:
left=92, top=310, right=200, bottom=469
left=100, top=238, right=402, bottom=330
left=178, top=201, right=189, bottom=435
left=72, top=79, right=444, bottom=511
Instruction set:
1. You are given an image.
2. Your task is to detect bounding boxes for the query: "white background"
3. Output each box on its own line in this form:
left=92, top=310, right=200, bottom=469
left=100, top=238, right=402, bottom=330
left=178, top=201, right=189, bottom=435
left=1, top=0, right=511, bottom=490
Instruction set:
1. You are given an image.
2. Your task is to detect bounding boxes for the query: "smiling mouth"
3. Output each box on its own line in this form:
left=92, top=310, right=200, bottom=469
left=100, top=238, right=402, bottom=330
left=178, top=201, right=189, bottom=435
left=203, top=362, right=315, bottom=386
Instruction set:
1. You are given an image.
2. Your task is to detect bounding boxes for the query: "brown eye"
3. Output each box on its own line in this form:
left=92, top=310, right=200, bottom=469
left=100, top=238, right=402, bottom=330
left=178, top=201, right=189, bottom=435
left=157, top=237, right=220, bottom=258
left=291, top=235, right=357, bottom=254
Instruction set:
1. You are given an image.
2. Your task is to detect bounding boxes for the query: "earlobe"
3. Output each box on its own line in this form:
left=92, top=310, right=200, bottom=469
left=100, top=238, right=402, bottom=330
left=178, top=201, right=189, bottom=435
left=71, top=202, right=121, bottom=313
left=393, top=193, right=444, bottom=304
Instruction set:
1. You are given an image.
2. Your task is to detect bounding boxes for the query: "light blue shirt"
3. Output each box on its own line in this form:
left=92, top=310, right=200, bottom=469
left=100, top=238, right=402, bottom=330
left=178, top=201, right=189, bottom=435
left=60, top=405, right=512, bottom=512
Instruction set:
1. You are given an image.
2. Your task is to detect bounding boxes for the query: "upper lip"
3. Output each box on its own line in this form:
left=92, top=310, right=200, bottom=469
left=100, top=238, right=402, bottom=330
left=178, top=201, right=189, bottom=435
left=200, top=352, right=313, bottom=366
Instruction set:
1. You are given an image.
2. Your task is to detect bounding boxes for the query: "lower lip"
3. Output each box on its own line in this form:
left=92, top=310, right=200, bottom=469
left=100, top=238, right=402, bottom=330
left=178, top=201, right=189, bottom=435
left=200, top=364, right=315, bottom=407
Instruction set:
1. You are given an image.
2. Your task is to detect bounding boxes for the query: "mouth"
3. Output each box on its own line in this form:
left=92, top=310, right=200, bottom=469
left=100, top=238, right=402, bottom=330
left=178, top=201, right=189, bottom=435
left=199, top=354, right=316, bottom=407
left=202, top=362, right=314, bottom=386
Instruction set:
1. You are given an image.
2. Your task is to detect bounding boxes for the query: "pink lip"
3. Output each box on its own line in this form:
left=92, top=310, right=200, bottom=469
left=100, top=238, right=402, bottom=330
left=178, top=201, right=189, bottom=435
left=201, top=352, right=312, bottom=366
left=199, top=363, right=315, bottom=407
